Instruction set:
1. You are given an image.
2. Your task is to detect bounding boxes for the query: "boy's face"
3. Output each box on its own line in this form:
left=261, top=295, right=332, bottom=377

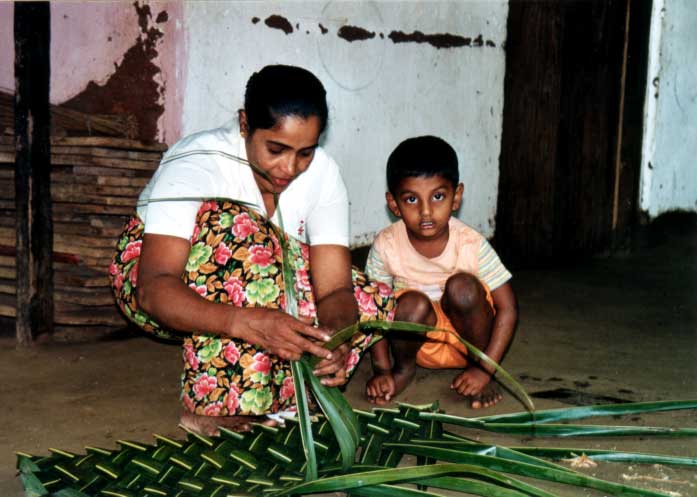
left=387, top=175, right=464, bottom=244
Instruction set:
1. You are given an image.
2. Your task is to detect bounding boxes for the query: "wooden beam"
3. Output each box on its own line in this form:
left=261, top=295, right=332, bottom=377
left=14, top=2, right=53, bottom=345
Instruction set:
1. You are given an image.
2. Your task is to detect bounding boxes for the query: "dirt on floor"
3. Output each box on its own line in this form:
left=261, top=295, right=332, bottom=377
left=1, top=217, right=696, bottom=497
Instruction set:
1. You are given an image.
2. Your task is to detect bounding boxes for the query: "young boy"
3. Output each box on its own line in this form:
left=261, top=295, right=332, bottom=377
left=365, top=136, right=518, bottom=409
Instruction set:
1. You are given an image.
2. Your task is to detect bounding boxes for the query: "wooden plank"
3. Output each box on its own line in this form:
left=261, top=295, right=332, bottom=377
left=49, top=211, right=126, bottom=224
left=55, top=270, right=109, bottom=288
left=0, top=151, right=158, bottom=171
left=51, top=172, right=150, bottom=187
left=51, top=240, right=115, bottom=260
left=14, top=1, right=54, bottom=343
left=0, top=134, right=168, bottom=152
left=51, top=189, right=138, bottom=207
left=54, top=308, right=126, bottom=326
left=53, top=202, right=134, bottom=216
left=50, top=145, right=162, bottom=163
left=0, top=278, right=15, bottom=295
left=51, top=182, right=143, bottom=197
left=495, top=0, right=626, bottom=262
left=71, top=165, right=140, bottom=178
left=54, top=222, right=123, bottom=238
left=0, top=292, right=15, bottom=317
left=53, top=232, right=121, bottom=250
left=0, top=235, right=114, bottom=263
left=54, top=287, right=115, bottom=306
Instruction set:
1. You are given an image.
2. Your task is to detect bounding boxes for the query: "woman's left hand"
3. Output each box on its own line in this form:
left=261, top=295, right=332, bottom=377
left=312, top=342, right=351, bottom=387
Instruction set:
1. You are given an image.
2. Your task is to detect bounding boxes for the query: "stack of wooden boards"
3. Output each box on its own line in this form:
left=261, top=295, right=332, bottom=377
left=0, top=136, right=166, bottom=336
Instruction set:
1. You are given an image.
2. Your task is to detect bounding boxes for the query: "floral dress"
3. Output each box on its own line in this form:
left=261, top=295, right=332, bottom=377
left=110, top=200, right=395, bottom=416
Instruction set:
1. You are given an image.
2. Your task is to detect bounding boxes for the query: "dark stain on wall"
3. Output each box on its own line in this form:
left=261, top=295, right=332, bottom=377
left=61, top=1, right=165, bottom=143
left=337, top=25, right=376, bottom=42
left=134, top=1, right=150, bottom=33
left=389, top=30, right=473, bottom=49
left=156, top=11, right=168, bottom=23
left=265, top=14, right=293, bottom=35
left=252, top=15, right=497, bottom=49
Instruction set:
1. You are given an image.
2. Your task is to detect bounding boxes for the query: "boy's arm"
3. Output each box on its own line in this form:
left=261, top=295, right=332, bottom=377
left=481, top=282, right=518, bottom=373
left=451, top=281, right=517, bottom=400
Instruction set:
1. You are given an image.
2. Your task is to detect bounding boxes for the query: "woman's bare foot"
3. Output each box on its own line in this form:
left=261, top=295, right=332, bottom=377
left=179, top=410, right=277, bottom=437
left=467, top=380, right=503, bottom=409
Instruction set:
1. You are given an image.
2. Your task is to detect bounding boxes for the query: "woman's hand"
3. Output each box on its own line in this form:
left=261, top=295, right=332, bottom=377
left=230, top=308, right=333, bottom=361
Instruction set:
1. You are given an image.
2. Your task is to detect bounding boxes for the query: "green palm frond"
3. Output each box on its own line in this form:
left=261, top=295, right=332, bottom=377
left=18, top=401, right=697, bottom=497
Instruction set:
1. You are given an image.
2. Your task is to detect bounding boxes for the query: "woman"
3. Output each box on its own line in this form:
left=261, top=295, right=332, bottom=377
left=109, top=65, right=394, bottom=435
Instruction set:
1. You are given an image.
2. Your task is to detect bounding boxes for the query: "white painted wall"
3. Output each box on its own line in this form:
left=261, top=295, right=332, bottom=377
left=181, top=1, right=508, bottom=246
left=640, top=0, right=697, bottom=217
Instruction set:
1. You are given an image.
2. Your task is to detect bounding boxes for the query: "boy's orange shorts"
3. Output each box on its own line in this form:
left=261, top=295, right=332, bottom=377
left=395, top=286, right=494, bottom=369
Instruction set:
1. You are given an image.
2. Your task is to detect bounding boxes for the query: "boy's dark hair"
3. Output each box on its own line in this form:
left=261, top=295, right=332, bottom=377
left=386, top=135, right=459, bottom=195
left=244, top=65, right=328, bottom=134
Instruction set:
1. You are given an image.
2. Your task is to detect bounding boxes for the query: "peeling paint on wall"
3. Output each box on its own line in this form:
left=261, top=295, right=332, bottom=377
left=251, top=16, right=497, bottom=49
left=61, top=1, right=166, bottom=142
left=390, top=30, right=476, bottom=49
left=264, top=14, right=293, bottom=35
left=337, top=25, right=376, bottom=42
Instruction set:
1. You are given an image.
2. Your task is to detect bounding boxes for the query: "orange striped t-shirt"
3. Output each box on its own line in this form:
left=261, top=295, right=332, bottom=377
left=365, top=218, right=511, bottom=301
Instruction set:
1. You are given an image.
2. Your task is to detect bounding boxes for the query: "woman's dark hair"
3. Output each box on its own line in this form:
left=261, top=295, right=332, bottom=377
left=244, top=65, right=328, bottom=133
left=386, top=135, right=459, bottom=195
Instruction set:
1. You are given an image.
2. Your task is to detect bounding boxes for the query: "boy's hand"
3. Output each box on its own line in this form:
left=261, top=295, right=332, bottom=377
left=451, top=367, right=502, bottom=408
left=366, top=371, right=396, bottom=405
left=313, top=342, right=350, bottom=387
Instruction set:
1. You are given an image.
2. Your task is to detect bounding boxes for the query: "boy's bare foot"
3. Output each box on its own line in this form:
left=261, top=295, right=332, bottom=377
left=179, top=411, right=277, bottom=437
left=467, top=380, right=503, bottom=409
left=451, top=368, right=503, bottom=409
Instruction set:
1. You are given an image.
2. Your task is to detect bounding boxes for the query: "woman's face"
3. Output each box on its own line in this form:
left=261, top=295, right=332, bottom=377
left=241, top=112, right=322, bottom=196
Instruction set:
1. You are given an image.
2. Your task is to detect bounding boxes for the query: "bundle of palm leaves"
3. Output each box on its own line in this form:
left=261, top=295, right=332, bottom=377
left=16, top=398, right=697, bottom=497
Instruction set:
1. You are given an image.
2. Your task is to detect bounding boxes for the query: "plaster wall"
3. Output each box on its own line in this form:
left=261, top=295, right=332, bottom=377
left=0, top=2, right=184, bottom=143
left=0, top=3, right=14, bottom=93
left=640, top=0, right=697, bottom=217
left=181, top=1, right=508, bottom=245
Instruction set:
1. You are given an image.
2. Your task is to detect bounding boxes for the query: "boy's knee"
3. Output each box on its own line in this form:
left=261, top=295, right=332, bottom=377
left=443, top=272, right=485, bottom=312
left=396, top=291, right=434, bottom=324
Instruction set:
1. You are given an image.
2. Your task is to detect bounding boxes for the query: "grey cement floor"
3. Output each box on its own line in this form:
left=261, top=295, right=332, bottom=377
left=1, top=220, right=696, bottom=496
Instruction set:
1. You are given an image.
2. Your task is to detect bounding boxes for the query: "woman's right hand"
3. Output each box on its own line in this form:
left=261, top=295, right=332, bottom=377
left=229, top=308, right=333, bottom=361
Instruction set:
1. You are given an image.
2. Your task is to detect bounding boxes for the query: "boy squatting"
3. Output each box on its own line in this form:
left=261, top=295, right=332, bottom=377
left=365, top=136, right=518, bottom=409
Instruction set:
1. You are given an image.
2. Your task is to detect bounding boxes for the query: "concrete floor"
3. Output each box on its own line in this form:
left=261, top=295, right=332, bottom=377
left=1, top=218, right=696, bottom=496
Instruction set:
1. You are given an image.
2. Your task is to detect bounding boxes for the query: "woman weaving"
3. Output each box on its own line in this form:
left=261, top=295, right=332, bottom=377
left=109, top=65, right=394, bottom=435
